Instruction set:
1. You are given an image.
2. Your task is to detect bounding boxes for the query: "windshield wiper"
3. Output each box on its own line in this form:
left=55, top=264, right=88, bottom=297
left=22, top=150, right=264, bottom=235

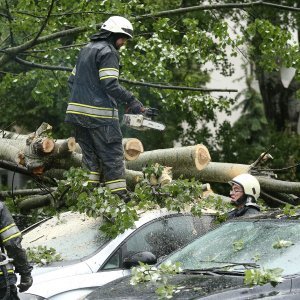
left=181, top=262, right=259, bottom=276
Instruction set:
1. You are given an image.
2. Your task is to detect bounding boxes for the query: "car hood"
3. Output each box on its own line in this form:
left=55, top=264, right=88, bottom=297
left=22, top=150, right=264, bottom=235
left=86, top=273, right=293, bottom=300
left=23, top=261, right=92, bottom=297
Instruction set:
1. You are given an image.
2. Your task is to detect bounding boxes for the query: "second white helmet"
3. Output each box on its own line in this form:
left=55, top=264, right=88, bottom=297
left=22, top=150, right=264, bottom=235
left=101, top=16, right=133, bottom=38
left=229, top=173, right=260, bottom=201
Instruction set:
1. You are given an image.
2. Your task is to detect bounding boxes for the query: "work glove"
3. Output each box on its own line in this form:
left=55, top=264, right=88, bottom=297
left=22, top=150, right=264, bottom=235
left=144, top=107, right=159, bottom=118
left=18, top=273, right=33, bottom=292
left=126, top=99, right=144, bottom=114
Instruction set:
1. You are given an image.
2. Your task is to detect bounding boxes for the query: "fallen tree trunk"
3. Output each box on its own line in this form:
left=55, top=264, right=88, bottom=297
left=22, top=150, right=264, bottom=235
left=126, top=144, right=211, bottom=171
left=18, top=194, right=53, bottom=213
left=126, top=162, right=300, bottom=196
left=256, top=176, right=300, bottom=195
left=172, top=162, right=251, bottom=182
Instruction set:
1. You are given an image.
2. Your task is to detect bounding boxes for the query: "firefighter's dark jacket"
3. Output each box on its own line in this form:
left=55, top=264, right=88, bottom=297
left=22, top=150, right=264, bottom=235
left=0, top=202, right=32, bottom=288
left=227, top=203, right=260, bottom=219
left=65, top=39, right=137, bottom=128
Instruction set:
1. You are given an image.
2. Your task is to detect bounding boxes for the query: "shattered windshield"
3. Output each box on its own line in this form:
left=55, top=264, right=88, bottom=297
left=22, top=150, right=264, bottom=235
left=22, top=211, right=110, bottom=262
left=164, top=220, right=300, bottom=275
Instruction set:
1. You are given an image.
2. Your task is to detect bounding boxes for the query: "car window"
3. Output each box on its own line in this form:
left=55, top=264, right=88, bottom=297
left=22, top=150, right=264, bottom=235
left=121, top=214, right=214, bottom=260
left=103, top=249, right=121, bottom=270
left=164, top=220, right=300, bottom=276
left=22, top=212, right=110, bottom=262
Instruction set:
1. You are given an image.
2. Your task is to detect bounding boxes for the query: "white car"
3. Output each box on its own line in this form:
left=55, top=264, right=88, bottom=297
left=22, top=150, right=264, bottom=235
left=19, top=209, right=214, bottom=300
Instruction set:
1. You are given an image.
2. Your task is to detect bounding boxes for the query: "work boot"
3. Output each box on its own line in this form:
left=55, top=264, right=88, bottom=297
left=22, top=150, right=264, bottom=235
left=115, top=190, right=131, bottom=204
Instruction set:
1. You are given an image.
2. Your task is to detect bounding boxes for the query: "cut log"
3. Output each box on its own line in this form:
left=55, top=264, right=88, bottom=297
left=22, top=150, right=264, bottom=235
left=2, top=127, right=143, bottom=162
left=31, top=137, right=55, bottom=154
left=126, top=144, right=211, bottom=171
left=122, top=138, right=144, bottom=161
left=52, top=137, right=77, bottom=156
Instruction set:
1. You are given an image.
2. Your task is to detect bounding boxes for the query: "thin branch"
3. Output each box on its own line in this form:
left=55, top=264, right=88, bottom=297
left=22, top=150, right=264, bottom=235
left=261, top=190, right=289, bottom=206
left=23, top=42, right=86, bottom=53
left=0, top=70, right=18, bottom=75
left=12, top=10, right=113, bottom=19
left=15, top=56, right=71, bottom=71
left=0, top=12, right=10, bottom=19
left=14, top=56, right=237, bottom=92
left=137, top=1, right=300, bottom=19
left=31, top=0, right=56, bottom=45
left=120, top=78, right=238, bottom=92
left=257, top=162, right=300, bottom=173
left=5, top=0, right=14, bottom=46
left=0, top=25, right=91, bottom=66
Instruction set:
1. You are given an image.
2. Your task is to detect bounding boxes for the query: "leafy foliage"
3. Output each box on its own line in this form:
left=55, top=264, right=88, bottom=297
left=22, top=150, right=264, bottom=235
left=282, top=204, right=300, bottom=217
left=57, top=164, right=230, bottom=238
left=26, top=245, right=62, bottom=266
left=130, top=261, right=182, bottom=300
left=246, top=19, right=300, bottom=71
left=244, top=267, right=284, bottom=287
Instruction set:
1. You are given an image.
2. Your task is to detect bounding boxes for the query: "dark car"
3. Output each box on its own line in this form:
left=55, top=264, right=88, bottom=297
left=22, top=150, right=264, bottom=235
left=85, top=214, right=300, bottom=299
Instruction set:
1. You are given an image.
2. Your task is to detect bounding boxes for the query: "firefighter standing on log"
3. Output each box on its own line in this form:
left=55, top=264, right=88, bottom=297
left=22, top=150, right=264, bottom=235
left=65, top=16, right=145, bottom=203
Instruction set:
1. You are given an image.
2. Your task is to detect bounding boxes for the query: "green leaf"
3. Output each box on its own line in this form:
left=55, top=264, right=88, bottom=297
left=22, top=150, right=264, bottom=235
left=272, top=240, right=294, bottom=249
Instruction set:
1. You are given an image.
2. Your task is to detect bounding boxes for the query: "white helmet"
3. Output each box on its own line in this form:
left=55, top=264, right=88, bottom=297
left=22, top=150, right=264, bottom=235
left=229, top=174, right=260, bottom=201
left=101, top=16, right=133, bottom=38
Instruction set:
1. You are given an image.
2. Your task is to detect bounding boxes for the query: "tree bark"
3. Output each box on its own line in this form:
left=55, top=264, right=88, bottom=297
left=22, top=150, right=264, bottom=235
left=172, top=162, right=251, bottom=182
left=0, top=140, right=25, bottom=165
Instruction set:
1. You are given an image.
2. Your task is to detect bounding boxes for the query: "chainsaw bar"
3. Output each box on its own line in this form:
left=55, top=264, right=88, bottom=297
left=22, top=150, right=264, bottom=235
left=122, top=114, right=166, bottom=131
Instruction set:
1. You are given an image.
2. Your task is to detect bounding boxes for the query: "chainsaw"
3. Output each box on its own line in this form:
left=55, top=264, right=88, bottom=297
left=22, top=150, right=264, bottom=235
left=122, top=108, right=166, bottom=131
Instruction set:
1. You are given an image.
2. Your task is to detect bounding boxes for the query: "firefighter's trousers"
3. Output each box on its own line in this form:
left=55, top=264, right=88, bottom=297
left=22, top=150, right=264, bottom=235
left=74, top=123, right=127, bottom=194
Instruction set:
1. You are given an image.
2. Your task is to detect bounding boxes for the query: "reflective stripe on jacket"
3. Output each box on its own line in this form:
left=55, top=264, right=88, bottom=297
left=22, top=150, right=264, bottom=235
left=65, top=40, right=136, bottom=128
left=0, top=223, right=21, bottom=243
left=0, top=202, right=32, bottom=284
left=66, top=102, right=119, bottom=120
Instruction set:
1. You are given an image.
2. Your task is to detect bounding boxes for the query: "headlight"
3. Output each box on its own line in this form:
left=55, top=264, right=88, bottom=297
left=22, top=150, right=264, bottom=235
left=19, top=293, right=47, bottom=300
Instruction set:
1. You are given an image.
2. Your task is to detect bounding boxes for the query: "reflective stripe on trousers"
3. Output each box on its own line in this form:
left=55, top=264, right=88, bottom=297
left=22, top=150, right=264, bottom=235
left=105, top=179, right=126, bottom=193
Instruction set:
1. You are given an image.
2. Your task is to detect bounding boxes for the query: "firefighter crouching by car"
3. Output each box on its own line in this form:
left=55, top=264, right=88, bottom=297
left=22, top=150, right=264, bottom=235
left=227, top=173, right=261, bottom=219
left=65, top=16, right=145, bottom=203
left=0, top=201, right=33, bottom=299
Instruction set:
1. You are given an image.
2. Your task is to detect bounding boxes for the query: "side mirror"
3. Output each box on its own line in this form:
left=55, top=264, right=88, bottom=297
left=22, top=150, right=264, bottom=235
left=123, top=251, right=157, bottom=269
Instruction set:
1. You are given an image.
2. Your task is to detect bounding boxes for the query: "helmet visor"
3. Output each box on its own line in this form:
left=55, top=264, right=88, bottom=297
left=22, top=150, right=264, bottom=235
left=122, top=27, right=133, bottom=38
